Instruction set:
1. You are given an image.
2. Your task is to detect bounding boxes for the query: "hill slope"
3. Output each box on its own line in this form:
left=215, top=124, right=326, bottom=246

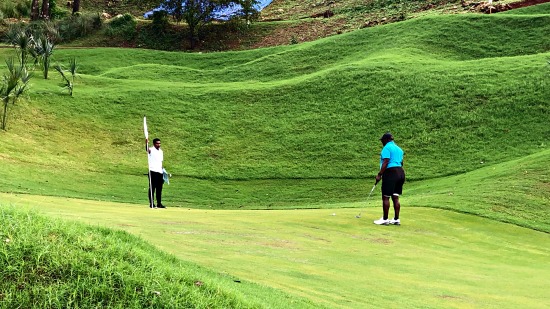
left=408, top=148, right=550, bottom=232
left=0, top=5, right=548, bottom=222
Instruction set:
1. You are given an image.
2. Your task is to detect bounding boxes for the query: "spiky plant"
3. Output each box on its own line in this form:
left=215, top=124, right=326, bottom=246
left=54, top=57, right=77, bottom=96
left=1, top=58, right=32, bottom=130
left=33, top=35, right=55, bottom=79
left=5, top=26, right=34, bottom=67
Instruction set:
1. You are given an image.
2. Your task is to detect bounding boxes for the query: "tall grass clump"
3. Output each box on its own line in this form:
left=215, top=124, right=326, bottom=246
left=0, top=206, right=266, bottom=308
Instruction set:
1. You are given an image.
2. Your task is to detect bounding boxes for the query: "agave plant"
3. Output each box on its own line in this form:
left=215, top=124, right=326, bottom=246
left=1, top=58, right=32, bottom=130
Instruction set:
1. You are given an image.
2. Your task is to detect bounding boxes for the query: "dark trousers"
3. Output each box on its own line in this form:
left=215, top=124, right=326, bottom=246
left=148, top=171, right=164, bottom=206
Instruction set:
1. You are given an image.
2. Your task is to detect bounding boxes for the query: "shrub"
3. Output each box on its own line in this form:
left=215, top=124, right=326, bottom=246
left=0, top=0, right=31, bottom=18
left=109, top=13, right=135, bottom=28
left=151, top=10, right=169, bottom=34
left=15, top=0, right=30, bottom=18
left=57, top=13, right=103, bottom=42
left=106, top=13, right=137, bottom=40
left=1, top=1, right=17, bottom=18
left=26, top=21, right=61, bottom=43
left=137, top=22, right=186, bottom=51
left=50, top=0, right=69, bottom=20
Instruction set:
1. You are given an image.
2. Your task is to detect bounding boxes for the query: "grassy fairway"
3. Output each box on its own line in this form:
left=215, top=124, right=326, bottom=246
left=3, top=194, right=549, bottom=309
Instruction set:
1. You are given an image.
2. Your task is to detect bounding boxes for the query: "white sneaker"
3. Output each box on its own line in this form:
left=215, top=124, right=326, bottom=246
left=389, top=218, right=401, bottom=225
left=373, top=218, right=390, bottom=225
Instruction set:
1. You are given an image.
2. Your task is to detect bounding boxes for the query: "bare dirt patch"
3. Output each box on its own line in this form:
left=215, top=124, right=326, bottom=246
left=370, top=237, right=393, bottom=245
left=464, top=0, right=550, bottom=13
left=252, top=0, right=550, bottom=49
left=437, top=294, right=462, bottom=299
left=250, top=18, right=348, bottom=49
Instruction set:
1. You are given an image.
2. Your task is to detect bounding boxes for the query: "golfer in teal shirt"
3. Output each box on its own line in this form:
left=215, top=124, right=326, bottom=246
left=380, top=140, right=404, bottom=169
left=374, top=133, right=405, bottom=226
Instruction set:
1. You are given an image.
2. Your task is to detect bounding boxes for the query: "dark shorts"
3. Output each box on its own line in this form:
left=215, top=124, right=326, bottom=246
left=382, top=167, right=405, bottom=197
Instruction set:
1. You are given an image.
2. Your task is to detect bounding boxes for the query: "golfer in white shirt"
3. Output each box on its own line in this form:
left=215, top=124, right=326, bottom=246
left=146, top=138, right=166, bottom=208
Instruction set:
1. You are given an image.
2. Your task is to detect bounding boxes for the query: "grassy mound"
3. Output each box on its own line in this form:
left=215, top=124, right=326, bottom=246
left=408, top=148, right=550, bottom=232
left=0, top=206, right=317, bottom=308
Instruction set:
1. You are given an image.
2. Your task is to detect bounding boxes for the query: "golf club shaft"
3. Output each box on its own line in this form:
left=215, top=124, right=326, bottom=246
left=356, top=182, right=378, bottom=218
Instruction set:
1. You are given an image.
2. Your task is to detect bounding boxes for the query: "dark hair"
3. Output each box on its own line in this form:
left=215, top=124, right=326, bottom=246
left=153, top=138, right=161, bottom=143
left=380, top=132, right=394, bottom=141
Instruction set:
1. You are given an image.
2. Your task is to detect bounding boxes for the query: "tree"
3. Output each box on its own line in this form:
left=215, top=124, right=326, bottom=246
left=1, top=59, right=32, bottom=131
left=40, top=0, right=50, bottom=20
left=239, top=0, right=260, bottom=25
left=31, top=0, right=40, bottom=21
left=72, top=0, right=80, bottom=14
left=165, top=0, right=235, bottom=49
left=165, top=0, right=185, bottom=23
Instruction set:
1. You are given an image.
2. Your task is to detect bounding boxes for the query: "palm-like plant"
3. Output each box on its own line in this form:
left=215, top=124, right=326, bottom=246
left=54, top=57, right=78, bottom=96
left=5, top=26, right=35, bottom=67
left=33, top=35, right=55, bottom=79
left=1, top=58, right=32, bottom=130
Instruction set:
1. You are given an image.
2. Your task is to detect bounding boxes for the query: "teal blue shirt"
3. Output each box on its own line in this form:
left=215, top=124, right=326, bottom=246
left=380, top=141, right=404, bottom=168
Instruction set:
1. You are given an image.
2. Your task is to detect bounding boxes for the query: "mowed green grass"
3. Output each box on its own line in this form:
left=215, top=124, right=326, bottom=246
left=0, top=205, right=320, bottom=309
left=2, top=194, right=548, bottom=309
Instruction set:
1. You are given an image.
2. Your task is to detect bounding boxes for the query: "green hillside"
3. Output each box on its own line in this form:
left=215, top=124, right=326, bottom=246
left=1, top=6, right=548, bottom=210
left=407, top=148, right=550, bottom=232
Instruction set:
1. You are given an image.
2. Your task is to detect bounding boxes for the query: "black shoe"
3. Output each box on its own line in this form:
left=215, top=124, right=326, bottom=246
left=157, top=204, right=166, bottom=209
left=150, top=204, right=156, bottom=209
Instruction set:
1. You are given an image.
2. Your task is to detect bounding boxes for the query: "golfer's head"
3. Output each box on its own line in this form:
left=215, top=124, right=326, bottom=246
left=380, top=132, right=393, bottom=145
left=153, top=138, right=161, bottom=149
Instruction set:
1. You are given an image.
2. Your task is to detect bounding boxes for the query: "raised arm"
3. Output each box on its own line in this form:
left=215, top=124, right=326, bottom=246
left=145, top=138, right=150, bottom=153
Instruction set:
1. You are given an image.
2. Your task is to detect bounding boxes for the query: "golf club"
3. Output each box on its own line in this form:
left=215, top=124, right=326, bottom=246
left=356, top=180, right=379, bottom=218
